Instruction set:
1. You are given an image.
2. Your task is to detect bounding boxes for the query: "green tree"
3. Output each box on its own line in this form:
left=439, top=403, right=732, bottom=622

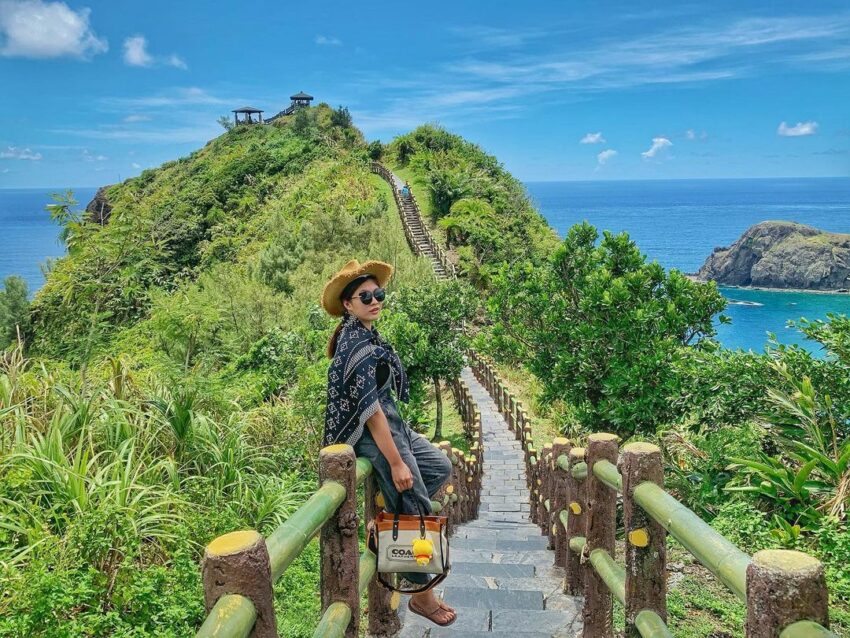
left=383, top=280, right=477, bottom=439
left=217, top=115, right=235, bottom=131
left=367, top=140, right=384, bottom=160
left=0, top=275, right=30, bottom=348
left=488, top=222, right=727, bottom=437
left=329, top=106, right=352, bottom=128
left=45, top=191, right=82, bottom=250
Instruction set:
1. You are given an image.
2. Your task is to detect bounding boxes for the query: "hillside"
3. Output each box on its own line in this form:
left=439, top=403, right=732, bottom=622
left=697, top=221, right=850, bottom=291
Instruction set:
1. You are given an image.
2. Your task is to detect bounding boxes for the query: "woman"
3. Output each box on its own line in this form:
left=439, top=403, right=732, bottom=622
left=322, top=259, right=457, bottom=627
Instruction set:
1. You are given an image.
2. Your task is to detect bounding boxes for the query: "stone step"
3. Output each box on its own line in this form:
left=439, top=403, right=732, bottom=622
left=453, top=527, right=541, bottom=541
left=450, top=549, right=555, bottom=565
left=441, top=586, right=544, bottom=610
left=450, top=561, right=535, bottom=577
left=431, top=631, right=552, bottom=638
left=450, top=537, right=550, bottom=552
left=435, top=573, right=565, bottom=594
left=398, top=610, right=579, bottom=637
left=398, top=605, right=490, bottom=633
left=492, top=609, right=580, bottom=635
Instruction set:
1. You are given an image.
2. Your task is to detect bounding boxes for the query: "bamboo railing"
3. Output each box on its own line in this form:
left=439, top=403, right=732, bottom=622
left=467, top=350, right=838, bottom=638
left=194, top=376, right=483, bottom=638
left=370, top=162, right=456, bottom=279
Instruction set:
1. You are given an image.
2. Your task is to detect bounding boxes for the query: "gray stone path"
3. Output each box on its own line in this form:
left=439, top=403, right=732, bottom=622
left=395, top=367, right=582, bottom=637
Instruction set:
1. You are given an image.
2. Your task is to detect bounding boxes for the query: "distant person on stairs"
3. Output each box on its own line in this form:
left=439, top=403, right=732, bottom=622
left=321, top=259, right=458, bottom=628
left=401, top=181, right=411, bottom=199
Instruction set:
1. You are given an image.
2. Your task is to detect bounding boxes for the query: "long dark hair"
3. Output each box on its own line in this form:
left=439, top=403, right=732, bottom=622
left=326, top=274, right=378, bottom=359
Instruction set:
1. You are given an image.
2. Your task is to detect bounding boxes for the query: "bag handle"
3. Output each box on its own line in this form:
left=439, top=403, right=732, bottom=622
left=391, top=490, right=427, bottom=541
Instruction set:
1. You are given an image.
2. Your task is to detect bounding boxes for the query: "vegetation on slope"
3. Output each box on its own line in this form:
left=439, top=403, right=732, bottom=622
left=0, top=108, right=473, bottom=637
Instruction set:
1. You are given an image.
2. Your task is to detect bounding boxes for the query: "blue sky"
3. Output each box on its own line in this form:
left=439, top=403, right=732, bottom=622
left=0, top=0, right=848, bottom=187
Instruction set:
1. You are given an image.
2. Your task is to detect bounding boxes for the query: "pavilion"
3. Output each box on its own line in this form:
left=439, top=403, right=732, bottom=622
left=232, top=106, right=264, bottom=125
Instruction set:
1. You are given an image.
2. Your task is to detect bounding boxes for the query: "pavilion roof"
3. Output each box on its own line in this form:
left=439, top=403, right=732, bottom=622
left=290, top=91, right=313, bottom=100
left=232, top=106, right=264, bottom=113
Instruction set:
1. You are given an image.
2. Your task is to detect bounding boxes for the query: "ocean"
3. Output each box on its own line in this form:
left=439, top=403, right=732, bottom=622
left=2, top=179, right=849, bottom=352
left=0, top=187, right=97, bottom=292
left=526, top=177, right=850, bottom=352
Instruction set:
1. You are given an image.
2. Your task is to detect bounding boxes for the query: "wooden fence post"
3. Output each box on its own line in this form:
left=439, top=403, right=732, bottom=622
left=516, top=406, right=526, bottom=442
left=745, top=550, right=829, bottom=638
left=551, top=438, right=571, bottom=568
left=583, top=433, right=619, bottom=638
left=365, top=473, right=401, bottom=636
left=539, top=443, right=553, bottom=535
left=453, top=448, right=468, bottom=522
left=565, top=447, right=586, bottom=596
left=621, top=442, right=667, bottom=637
left=202, top=530, right=277, bottom=638
left=319, top=444, right=359, bottom=638
left=439, top=441, right=456, bottom=532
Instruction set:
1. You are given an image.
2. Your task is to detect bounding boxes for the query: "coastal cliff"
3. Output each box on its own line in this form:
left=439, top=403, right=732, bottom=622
left=696, top=221, right=850, bottom=291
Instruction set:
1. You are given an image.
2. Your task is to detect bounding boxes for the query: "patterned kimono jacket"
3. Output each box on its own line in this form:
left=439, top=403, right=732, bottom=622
left=323, top=313, right=410, bottom=447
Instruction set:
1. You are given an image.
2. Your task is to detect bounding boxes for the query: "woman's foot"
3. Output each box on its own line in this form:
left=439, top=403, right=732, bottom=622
left=409, top=591, right=456, bottom=626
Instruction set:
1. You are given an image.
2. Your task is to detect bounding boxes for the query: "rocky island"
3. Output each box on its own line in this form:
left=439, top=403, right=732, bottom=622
left=696, top=221, right=850, bottom=291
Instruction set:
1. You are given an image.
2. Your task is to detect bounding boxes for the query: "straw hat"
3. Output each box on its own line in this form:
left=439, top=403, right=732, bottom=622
left=321, top=259, right=394, bottom=317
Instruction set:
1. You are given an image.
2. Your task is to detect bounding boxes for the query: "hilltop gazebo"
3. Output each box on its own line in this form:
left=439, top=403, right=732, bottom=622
left=232, top=106, right=264, bottom=125
left=290, top=92, right=314, bottom=109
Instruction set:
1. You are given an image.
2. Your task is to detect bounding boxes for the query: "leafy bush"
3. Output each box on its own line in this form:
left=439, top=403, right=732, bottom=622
left=487, top=222, right=727, bottom=437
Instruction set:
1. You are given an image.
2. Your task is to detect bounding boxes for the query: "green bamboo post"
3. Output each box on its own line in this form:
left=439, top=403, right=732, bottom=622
left=365, top=472, right=400, bottom=636
left=583, top=433, right=619, bottom=638
left=551, top=439, right=571, bottom=567
left=201, top=531, right=276, bottom=637
left=319, top=444, right=359, bottom=638
left=621, top=442, right=667, bottom=637
left=565, top=447, right=587, bottom=595
left=746, top=550, right=829, bottom=638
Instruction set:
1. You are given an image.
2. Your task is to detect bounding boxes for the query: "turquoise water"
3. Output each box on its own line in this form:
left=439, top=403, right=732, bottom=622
left=525, top=177, right=850, bottom=353
left=3, top=181, right=850, bottom=353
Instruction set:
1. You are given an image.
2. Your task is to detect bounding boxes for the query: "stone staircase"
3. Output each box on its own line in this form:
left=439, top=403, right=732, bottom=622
left=395, top=368, right=582, bottom=637
left=387, top=172, right=450, bottom=280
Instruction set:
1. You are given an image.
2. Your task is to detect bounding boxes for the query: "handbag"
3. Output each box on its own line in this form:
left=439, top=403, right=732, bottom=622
left=367, top=492, right=450, bottom=594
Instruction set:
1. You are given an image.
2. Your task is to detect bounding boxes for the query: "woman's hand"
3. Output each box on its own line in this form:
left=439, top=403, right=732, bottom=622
left=391, top=460, right=414, bottom=493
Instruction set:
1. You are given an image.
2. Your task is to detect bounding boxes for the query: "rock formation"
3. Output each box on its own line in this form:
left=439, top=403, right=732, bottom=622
left=84, top=186, right=114, bottom=225
left=696, top=221, right=850, bottom=291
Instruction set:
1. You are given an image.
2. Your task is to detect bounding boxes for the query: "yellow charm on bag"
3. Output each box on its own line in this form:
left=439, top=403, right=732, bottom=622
left=412, top=538, right=434, bottom=566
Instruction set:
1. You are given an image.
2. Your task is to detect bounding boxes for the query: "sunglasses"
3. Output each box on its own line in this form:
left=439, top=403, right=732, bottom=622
left=356, top=287, right=386, bottom=305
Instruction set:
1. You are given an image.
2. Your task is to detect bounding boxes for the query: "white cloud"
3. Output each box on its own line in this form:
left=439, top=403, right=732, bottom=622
left=315, top=35, right=342, bottom=46
left=686, top=129, right=708, bottom=140
left=123, top=35, right=187, bottom=69
left=82, top=149, right=107, bottom=161
left=777, top=120, right=818, bottom=136
left=580, top=132, right=606, bottom=144
left=131, top=162, right=141, bottom=169
left=54, top=123, right=221, bottom=144
left=166, top=53, right=187, bottom=69
left=103, top=87, right=227, bottom=109
left=0, top=0, right=107, bottom=59
left=597, top=149, right=618, bottom=165
left=641, top=137, right=672, bottom=159
left=0, top=145, right=42, bottom=160
left=123, top=114, right=151, bottom=123
left=123, top=35, right=152, bottom=66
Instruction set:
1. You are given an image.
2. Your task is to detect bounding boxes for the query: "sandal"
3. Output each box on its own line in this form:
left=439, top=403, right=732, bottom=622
left=407, top=597, right=457, bottom=627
